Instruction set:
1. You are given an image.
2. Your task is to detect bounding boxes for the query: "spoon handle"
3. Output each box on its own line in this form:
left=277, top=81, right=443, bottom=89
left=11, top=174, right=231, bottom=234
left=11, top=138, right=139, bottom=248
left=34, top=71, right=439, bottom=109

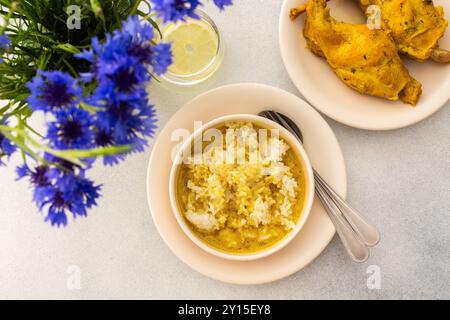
left=258, top=110, right=380, bottom=262
left=315, top=178, right=369, bottom=262
left=314, top=170, right=380, bottom=247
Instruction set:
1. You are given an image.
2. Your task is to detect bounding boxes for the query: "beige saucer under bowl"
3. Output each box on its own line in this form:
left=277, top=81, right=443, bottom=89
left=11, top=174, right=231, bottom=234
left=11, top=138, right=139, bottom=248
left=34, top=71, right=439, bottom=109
left=147, top=83, right=347, bottom=285
left=169, top=114, right=315, bottom=261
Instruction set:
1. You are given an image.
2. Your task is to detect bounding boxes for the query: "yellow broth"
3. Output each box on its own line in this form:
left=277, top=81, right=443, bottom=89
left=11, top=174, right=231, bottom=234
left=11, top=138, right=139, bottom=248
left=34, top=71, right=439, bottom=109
left=176, top=122, right=307, bottom=254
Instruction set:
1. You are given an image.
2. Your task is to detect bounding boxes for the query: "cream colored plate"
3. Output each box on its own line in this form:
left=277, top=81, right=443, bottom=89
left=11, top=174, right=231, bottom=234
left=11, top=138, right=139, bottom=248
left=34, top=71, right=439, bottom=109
left=279, top=0, right=450, bottom=130
left=146, top=83, right=347, bottom=285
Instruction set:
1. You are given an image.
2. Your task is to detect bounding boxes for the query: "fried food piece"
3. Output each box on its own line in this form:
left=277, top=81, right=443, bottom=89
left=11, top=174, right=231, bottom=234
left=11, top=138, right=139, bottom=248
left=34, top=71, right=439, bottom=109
left=292, top=0, right=450, bottom=63
left=293, top=0, right=422, bottom=105
left=358, top=0, right=449, bottom=63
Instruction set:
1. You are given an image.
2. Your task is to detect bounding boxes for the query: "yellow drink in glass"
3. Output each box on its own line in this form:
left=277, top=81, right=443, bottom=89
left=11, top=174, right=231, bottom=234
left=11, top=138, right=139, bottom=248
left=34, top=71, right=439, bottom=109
left=160, top=10, right=224, bottom=86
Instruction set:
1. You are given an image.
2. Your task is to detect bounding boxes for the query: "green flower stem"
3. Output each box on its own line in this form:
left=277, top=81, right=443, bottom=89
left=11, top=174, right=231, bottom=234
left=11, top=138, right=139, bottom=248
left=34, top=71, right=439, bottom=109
left=0, top=126, right=49, bottom=165
left=0, top=125, right=131, bottom=167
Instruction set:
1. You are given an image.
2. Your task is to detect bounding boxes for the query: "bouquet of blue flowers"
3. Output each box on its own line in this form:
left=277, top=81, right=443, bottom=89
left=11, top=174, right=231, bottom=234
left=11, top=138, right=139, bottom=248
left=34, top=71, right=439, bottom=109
left=0, top=0, right=232, bottom=227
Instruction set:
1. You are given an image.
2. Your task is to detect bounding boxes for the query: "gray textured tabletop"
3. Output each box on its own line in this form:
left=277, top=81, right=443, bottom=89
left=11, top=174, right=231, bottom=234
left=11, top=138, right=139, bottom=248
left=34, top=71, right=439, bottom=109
left=1, top=1, right=449, bottom=299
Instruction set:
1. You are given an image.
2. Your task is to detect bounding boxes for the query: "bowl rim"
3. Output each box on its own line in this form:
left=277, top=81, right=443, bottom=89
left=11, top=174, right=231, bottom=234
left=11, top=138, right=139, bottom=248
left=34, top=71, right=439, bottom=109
left=168, top=113, right=315, bottom=261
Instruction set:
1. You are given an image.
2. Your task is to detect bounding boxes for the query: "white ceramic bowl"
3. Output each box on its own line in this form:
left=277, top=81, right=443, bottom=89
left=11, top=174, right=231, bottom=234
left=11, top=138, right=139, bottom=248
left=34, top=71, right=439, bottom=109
left=169, top=114, right=315, bottom=261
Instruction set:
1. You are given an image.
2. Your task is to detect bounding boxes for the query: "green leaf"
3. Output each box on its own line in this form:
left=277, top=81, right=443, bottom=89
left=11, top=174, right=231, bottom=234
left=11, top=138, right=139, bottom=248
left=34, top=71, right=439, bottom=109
left=90, top=0, right=105, bottom=20
left=54, top=43, right=81, bottom=54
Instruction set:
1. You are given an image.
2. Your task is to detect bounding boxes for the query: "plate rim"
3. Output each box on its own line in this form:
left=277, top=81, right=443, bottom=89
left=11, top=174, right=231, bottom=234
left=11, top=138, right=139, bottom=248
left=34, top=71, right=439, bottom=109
left=146, top=82, right=347, bottom=285
left=278, top=0, right=450, bottom=131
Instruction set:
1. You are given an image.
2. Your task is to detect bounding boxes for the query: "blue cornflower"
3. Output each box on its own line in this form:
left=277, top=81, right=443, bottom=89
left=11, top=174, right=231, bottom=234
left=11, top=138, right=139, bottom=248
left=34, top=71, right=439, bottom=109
left=77, top=15, right=172, bottom=82
left=151, top=0, right=201, bottom=23
left=16, top=164, right=54, bottom=205
left=127, top=39, right=173, bottom=76
left=48, top=167, right=101, bottom=220
left=122, top=15, right=154, bottom=42
left=43, top=190, right=69, bottom=227
left=122, top=16, right=172, bottom=74
left=0, top=34, right=10, bottom=49
left=0, top=118, right=16, bottom=165
left=94, top=129, right=125, bottom=166
left=150, top=43, right=173, bottom=75
left=26, top=71, right=82, bottom=113
left=77, top=36, right=102, bottom=63
left=77, top=41, right=131, bottom=88
left=100, top=57, right=150, bottom=93
left=213, top=0, right=233, bottom=10
left=46, top=107, right=94, bottom=150
left=17, top=163, right=101, bottom=227
left=73, top=15, right=160, bottom=165
left=0, top=131, right=16, bottom=165
left=75, top=36, right=123, bottom=84
left=94, top=87, right=157, bottom=149
left=0, top=34, right=10, bottom=63
left=92, top=35, right=129, bottom=73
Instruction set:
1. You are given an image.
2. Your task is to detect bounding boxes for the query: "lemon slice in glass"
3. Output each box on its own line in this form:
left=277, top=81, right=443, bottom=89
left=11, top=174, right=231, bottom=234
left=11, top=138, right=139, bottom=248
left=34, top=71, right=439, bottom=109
left=164, top=18, right=219, bottom=77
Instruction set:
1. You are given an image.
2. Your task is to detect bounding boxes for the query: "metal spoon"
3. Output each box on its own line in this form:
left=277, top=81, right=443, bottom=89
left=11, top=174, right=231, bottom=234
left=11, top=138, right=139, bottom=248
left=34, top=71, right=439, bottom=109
left=259, top=110, right=380, bottom=262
